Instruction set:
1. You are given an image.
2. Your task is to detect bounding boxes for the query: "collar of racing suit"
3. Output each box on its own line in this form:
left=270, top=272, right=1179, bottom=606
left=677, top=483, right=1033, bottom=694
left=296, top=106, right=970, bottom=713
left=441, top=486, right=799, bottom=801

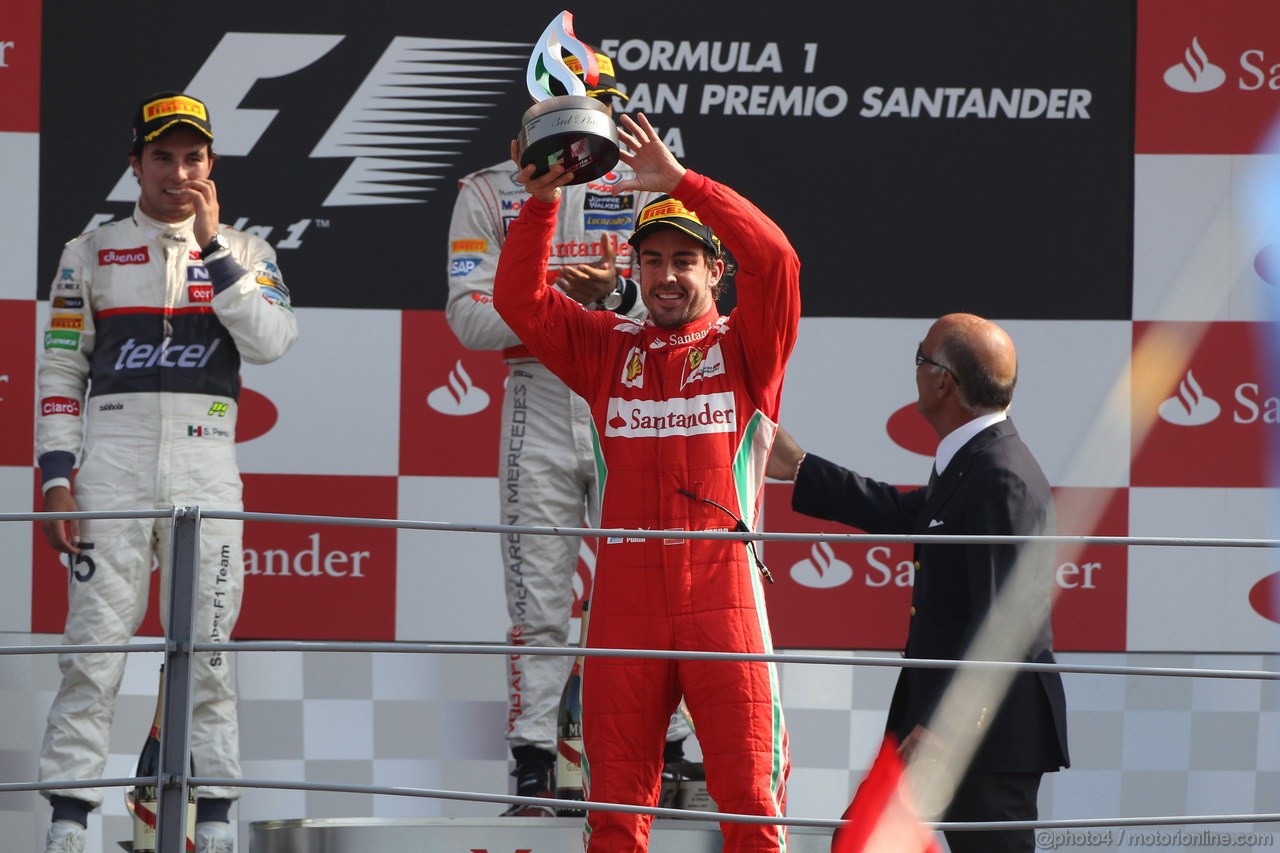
left=641, top=307, right=725, bottom=351
left=131, top=203, right=196, bottom=245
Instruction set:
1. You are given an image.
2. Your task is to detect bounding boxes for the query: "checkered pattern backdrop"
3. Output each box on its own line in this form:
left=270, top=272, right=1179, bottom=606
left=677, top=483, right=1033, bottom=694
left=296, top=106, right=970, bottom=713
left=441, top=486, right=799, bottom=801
left=3, top=0, right=1280, bottom=851
left=2, top=645, right=1277, bottom=852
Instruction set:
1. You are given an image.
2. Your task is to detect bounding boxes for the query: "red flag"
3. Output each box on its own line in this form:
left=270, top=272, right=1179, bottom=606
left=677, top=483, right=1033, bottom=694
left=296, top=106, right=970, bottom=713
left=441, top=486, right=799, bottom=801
left=831, top=735, right=942, bottom=853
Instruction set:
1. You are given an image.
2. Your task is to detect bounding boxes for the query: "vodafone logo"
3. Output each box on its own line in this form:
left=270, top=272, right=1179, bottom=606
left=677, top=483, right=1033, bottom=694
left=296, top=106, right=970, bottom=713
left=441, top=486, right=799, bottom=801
left=789, top=542, right=853, bottom=589
left=427, top=360, right=491, bottom=416
left=1157, top=370, right=1220, bottom=426
left=1164, top=37, right=1226, bottom=93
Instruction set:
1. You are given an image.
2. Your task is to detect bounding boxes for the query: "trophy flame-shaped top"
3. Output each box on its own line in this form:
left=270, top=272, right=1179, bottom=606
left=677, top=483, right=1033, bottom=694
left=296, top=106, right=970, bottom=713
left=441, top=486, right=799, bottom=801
left=527, top=11, right=600, bottom=102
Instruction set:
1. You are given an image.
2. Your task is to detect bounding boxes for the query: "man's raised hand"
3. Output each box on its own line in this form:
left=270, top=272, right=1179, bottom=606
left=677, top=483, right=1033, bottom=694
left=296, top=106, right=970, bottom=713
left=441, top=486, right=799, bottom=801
left=612, top=113, right=686, bottom=195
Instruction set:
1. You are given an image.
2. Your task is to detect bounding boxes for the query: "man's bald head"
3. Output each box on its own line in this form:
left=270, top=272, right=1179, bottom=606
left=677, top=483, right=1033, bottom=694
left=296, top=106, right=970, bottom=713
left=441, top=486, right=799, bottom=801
left=930, top=313, right=1018, bottom=414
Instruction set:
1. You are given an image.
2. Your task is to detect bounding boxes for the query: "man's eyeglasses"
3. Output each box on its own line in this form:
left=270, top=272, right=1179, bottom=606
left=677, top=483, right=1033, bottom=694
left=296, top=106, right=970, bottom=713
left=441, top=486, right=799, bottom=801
left=915, top=344, right=956, bottom=381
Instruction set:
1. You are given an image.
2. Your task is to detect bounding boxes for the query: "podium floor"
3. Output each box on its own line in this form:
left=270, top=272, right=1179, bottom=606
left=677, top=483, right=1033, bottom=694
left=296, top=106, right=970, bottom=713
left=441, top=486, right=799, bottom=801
left=250, top=817, right=833, bottom=853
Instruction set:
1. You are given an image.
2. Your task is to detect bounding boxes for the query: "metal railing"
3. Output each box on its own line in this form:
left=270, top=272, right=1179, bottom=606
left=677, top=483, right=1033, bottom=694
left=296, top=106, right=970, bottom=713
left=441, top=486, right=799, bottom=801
left=5, top=505, right=1280, bottom=849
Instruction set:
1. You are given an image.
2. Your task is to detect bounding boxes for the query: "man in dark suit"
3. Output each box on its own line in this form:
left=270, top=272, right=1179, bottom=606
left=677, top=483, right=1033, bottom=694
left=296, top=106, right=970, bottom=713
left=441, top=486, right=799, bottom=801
left=768, top=313, right=1068, bottom=853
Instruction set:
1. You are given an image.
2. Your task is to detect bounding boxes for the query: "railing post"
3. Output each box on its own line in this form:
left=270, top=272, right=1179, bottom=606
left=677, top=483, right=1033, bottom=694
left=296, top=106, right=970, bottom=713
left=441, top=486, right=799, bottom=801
left=159, top=505, right=200, bottom=853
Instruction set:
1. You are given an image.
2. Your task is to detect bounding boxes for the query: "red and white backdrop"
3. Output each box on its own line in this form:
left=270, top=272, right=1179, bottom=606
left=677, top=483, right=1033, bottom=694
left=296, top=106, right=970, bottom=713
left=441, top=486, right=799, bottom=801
left=3, top=0, right=1279, bottom=653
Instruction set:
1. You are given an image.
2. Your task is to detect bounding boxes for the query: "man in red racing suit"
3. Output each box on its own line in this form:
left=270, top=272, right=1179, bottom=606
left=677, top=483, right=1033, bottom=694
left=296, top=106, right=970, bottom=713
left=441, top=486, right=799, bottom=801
left=494, top=113, right=798, bottom=853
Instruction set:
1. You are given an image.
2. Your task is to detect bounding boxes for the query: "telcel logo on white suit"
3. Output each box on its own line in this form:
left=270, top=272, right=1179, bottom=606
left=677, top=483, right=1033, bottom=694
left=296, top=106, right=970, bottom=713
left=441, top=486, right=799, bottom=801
left=605, top=392, right=735, bottom=438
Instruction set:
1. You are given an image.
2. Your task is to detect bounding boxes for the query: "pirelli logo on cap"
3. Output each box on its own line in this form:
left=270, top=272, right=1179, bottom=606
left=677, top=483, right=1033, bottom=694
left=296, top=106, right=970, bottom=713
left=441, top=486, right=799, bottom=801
left=144, top=95, right=208, bottom=123
left=451, top=239, right=488, bottom=254
left=637, top=199, right=703, bottom=229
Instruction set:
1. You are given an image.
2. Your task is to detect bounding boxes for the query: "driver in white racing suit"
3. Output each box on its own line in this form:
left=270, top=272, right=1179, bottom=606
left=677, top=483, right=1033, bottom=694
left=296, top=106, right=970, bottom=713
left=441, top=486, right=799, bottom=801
left=37, top=92, right=298, bottom=853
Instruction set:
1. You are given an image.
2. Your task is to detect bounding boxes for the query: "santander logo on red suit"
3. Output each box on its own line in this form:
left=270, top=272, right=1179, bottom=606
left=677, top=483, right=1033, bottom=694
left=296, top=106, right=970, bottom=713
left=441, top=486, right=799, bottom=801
left=604, top=393, right=736, bottom=438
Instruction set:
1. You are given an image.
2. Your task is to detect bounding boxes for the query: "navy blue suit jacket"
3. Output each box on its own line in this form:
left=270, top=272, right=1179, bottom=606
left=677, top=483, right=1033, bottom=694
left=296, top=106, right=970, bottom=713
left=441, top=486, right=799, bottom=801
left=792, top=418, right=1068, bottom=773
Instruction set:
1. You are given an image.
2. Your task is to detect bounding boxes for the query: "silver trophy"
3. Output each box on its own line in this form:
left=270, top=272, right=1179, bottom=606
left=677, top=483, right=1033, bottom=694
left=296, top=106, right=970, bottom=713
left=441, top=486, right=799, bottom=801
left=518, top=11, right=620, bottom=185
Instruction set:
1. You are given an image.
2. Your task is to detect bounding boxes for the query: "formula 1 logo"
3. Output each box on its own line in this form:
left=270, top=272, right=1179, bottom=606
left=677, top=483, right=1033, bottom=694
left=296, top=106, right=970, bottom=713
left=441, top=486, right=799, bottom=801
left=101, top=33, right=525, bottom=211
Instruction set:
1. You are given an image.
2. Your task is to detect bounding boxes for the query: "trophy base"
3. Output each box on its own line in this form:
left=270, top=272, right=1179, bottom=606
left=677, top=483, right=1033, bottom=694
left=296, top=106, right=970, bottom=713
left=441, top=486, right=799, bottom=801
left=519, top=96, right=620, bottom=186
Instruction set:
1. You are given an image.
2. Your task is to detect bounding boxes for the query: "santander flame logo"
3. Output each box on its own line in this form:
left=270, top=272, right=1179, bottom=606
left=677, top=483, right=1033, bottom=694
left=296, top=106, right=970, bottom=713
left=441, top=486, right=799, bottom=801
left=1163, top=37, right=1226, bottom=93
left=789, top=542, right=854, bottom=589
left=1157, top=370, right=1221, bottom=426
left=427, top=360, right=491, bottom=416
